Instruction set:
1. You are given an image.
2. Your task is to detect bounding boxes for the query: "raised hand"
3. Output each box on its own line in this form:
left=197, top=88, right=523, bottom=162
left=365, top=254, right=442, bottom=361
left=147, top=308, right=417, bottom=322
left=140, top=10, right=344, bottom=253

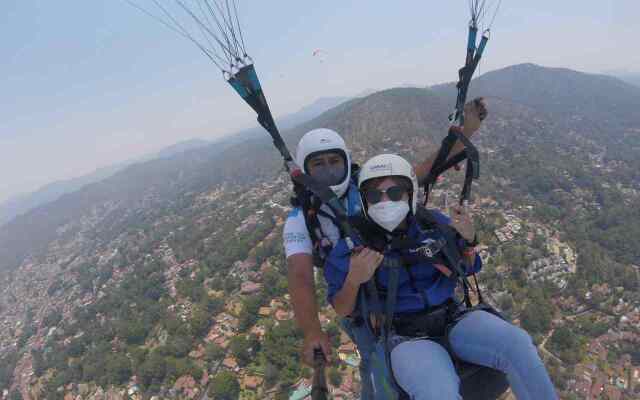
left=463, top=97, right=488, bottom=133
left=346, top=247, right=384, bottom=286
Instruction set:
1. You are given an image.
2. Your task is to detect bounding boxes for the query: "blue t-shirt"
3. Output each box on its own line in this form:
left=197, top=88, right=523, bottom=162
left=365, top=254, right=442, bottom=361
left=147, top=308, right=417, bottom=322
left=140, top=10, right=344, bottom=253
left=323, top=210, right=482, bottom=314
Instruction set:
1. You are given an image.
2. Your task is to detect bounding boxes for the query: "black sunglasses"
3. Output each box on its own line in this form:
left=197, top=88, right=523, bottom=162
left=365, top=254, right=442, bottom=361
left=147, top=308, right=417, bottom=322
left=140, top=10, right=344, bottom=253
left=364, top=185, right=410, bottom=204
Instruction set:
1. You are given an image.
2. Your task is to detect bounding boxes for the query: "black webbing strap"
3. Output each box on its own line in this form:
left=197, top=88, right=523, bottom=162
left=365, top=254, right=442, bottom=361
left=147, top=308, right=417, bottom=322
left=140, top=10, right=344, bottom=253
left=422, top=129, right=458, bottom=206
left=290, top=172, right=356, bottom=249
left=424, top=130, right=457, bottom=186
left=382, top=261, right=403, bottom=396
left=364, top=279, right=383, bottom=336
left=427, top=150, right=468, bottom=183
left=384, top=259, right=401, bottom=336
left=422, top=126, right=480, bottom=206
left=472, top=273, right=484, bottom=304
left=439, top=241, right=473, bottom=308
left=452, top=129, right=480, bottom=205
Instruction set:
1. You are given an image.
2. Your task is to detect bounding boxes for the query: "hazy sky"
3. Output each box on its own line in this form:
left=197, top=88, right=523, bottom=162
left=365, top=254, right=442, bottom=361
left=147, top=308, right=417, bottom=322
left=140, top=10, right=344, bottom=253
left=1, top=1, right=638, bottom=203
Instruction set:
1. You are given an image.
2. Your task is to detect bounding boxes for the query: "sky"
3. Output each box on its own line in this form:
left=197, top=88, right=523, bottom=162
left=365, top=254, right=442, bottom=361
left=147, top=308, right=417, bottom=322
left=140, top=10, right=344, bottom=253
left=1, top=0, right=638, bottom=203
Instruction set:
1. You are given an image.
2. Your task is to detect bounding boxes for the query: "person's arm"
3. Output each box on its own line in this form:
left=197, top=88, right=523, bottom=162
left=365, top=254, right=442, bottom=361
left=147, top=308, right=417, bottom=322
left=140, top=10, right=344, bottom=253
left=283, top=209, right=331, bottom=365
left=332, top=278, right=360, bottom=317
left=330, top=248, right=384, bottom=317
left=287, top=254, right=331, bottom=364
left=414, top=98, right=487, bottom=183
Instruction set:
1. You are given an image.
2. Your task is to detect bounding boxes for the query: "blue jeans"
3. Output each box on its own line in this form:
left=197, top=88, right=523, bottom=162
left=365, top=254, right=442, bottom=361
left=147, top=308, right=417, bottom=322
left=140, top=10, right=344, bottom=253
left=390, top=310, right=558, bottom=400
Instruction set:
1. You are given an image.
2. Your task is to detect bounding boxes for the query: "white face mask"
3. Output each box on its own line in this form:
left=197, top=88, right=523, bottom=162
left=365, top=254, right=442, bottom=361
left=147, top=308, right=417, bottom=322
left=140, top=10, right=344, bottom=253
left=367, top=201, right=410, bottom=232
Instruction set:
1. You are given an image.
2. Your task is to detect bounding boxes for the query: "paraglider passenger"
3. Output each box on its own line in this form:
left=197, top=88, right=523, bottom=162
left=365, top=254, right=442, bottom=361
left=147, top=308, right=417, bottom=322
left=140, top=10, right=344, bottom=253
left=323, top=154, right=558, bottom=400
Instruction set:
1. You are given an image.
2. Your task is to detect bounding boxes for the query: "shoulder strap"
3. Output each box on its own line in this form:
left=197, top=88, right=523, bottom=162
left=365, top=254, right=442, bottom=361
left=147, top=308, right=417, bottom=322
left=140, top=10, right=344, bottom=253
left=293, top=189, right=333, bottom=266
left=384, top=259, right=401, bottom=336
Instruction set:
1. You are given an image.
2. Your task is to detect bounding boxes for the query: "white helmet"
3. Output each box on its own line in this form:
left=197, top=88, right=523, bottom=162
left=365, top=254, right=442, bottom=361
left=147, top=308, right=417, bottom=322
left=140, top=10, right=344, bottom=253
left=358, top=154, right=419, bottom=214
left=295, top=128, right=351, bottom=198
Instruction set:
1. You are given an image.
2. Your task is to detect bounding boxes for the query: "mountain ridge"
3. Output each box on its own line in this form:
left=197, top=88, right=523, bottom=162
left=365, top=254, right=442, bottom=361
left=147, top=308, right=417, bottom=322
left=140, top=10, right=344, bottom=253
left=2, top=63, right=639, bottom=274
left=0, top=96, right=351, bottom=228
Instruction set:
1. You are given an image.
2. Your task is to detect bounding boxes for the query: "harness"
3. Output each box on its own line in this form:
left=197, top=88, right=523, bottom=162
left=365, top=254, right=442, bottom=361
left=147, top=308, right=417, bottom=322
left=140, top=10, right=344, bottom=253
left=351, top=207, right=508, bottom=399
left=290, top=164, right=362, bottom=268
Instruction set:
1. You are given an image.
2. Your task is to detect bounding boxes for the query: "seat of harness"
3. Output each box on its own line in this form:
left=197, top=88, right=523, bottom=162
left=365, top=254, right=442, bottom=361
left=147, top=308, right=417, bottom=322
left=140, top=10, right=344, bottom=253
left=392, top=297, right=459, bottom=338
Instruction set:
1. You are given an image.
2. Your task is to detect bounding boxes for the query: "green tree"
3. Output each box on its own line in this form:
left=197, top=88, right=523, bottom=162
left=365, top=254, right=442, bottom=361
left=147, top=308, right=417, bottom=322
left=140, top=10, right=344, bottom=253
left=31, top=349, right=47, bottom=376
left=262, top=321, right=302, bottom=387
left=205, top=343, right=226, bottom=362
left=164, top=335, right=193, bottom=358
left=164, top=357, right=192, bottom=381
left=230, top=336, right=251, bottom=367
left=549, top=326, right=575, bottom=351
left=549, top=326, right=584, bottom=365
left=138, top=351, right=166, bottom=388
left=42, top=311, right=63, bottom=328
left=238, top=295, right=263, bottom=331
left=264, top=362, right=279, bottom=388
left=202, top=296, right=224, bottom=314
left=497, top=294, right=514, bottom=312
left=105, top=353, right=132, bottom=385
left=66, top=336, right=87, bottom=357
left=17, top=324, right=35, bottom=348
left=129, top=346, right=148, bottom=369
left=122, top=319, right=148, bottom=345
left=189, top=305, right=212, bottom=337
left=209, top=371, right=240, bottom=400
left=520, top=291, right=553, bottom=335
left=82, top=354, right=107, bottom=383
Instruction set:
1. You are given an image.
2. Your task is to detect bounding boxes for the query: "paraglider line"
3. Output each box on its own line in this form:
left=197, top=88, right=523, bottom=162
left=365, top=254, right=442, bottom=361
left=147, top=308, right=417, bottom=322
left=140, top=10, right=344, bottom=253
left=223, top=0, right=242, bottom=60
left=232, top=0, right=247, bottom=56
left=488, top=0, right=502, bottom=30
left=124, top=0, right=226, bottom=70
left=174, top=0, right=235, bottom=64
left=203, top=0, right=240, bottom=61
left=193, top=0, right=228, bottom=60
left=210, top=0, right=241, bottom=60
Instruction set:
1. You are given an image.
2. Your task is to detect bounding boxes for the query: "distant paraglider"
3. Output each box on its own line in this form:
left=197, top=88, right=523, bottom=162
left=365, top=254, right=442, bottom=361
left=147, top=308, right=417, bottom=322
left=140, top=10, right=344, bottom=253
left=312, top=49, right=326, bottom=63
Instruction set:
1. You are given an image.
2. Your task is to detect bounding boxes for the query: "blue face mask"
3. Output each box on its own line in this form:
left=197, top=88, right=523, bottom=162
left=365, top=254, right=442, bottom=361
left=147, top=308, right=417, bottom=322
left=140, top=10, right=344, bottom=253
left=310, top=164, right=346, bottom=187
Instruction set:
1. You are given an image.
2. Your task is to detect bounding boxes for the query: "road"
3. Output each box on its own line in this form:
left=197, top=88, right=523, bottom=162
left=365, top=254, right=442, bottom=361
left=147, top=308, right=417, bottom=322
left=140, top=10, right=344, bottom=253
left=538, top=328, right=564, bottom=365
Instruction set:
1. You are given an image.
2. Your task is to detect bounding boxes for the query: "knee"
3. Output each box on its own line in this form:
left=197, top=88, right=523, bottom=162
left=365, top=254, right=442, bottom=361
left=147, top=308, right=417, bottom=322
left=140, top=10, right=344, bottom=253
left=502, top=325, right=537, bottom=359
left=391, top=343, right=461, bottom=399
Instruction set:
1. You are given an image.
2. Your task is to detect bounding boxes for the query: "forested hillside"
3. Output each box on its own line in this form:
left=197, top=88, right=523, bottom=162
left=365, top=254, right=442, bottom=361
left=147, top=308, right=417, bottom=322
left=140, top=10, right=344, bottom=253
left=1, top=64, right=639, bottom=400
